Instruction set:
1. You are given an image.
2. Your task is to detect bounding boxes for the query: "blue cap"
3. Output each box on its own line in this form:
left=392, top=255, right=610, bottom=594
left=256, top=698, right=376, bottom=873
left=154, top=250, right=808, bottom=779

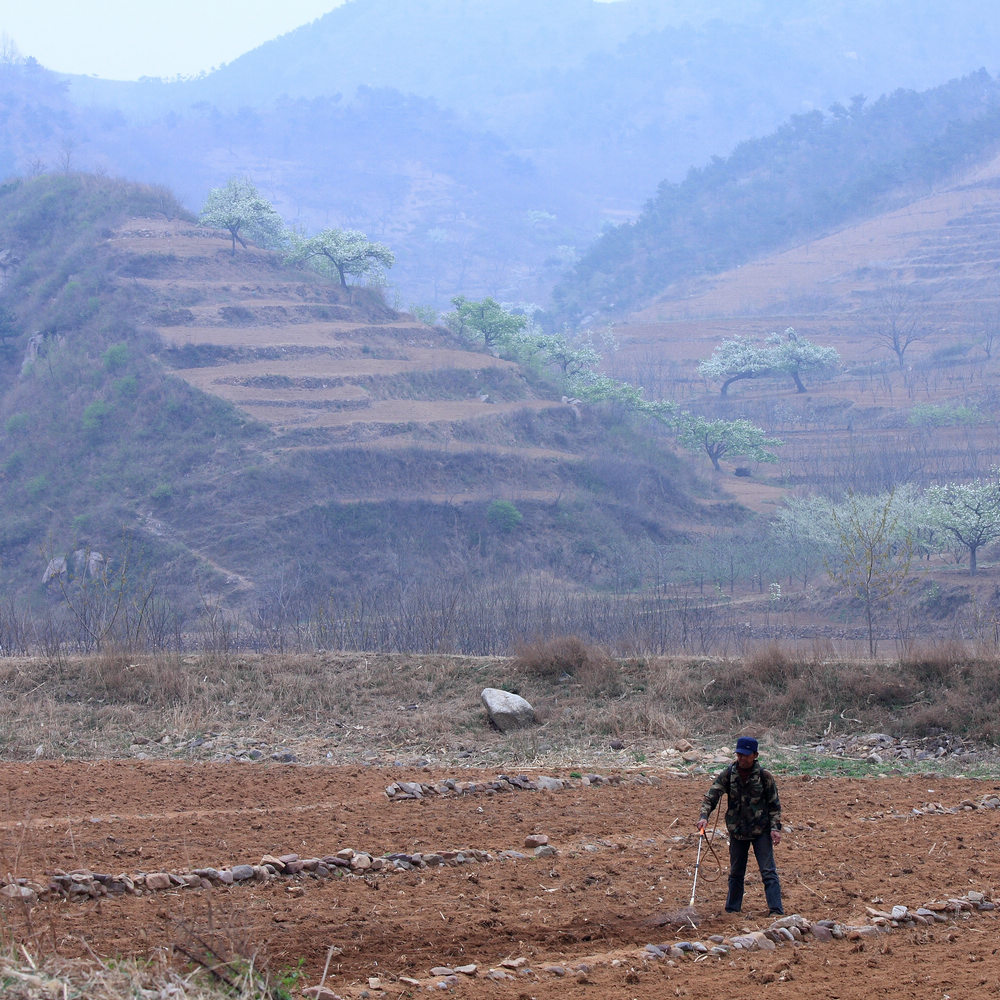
left=735, top=736, right=758, bottom=755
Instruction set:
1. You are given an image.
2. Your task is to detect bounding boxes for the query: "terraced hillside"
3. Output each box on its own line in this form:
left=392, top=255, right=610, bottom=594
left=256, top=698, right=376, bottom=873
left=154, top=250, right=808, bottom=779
left=628, top=150, right=1000, bottom=343
left=117, top=218, right=562, bottom=452
left=613, top=151, right=1000, bottom=507
left=0, top=176, right=706, bottom=630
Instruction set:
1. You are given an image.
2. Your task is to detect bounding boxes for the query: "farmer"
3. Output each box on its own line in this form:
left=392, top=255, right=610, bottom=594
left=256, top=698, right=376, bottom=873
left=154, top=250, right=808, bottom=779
left=697, top=735, right=784, bottom=916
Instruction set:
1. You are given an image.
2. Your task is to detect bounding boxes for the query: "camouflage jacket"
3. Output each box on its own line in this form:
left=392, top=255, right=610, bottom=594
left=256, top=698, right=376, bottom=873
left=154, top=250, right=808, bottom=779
left=699, top=761, right=781, bottom=840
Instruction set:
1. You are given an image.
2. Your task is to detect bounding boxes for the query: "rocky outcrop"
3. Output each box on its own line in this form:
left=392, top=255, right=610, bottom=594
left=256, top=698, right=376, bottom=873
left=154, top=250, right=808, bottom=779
left=0, top=248, right=18, bottom=291
left=20, top=330, right=62, bottom=377
left=42, top=548, right=104, bottom=585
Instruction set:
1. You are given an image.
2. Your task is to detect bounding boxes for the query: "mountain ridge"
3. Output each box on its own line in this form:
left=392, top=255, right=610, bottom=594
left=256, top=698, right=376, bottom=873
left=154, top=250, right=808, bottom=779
left=11, top=0, right=1000, bottom=308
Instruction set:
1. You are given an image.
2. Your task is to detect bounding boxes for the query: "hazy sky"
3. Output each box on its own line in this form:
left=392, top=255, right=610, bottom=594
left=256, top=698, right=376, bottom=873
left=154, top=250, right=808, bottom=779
left=1, top=1, right=347, bottom=80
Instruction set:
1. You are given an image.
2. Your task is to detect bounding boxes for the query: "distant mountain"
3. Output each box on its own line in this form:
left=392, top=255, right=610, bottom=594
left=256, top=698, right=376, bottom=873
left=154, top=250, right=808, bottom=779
left=9, top=0, right=1000, bottom=310
left=552, top=71, right=1000, bottom=324
left=68, top=0, right=1000, bottom=201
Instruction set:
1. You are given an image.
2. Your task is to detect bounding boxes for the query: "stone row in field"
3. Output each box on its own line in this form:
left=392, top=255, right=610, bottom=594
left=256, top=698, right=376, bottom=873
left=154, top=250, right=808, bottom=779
left=299, top=895, right=997, bottom=999
left=647, top=894, right=995, bottom=959
left=0, top=845, right=494, bottom=904
left=383, top=770, right=645, bottom=799
left=5, top=775, right=998, bottom=907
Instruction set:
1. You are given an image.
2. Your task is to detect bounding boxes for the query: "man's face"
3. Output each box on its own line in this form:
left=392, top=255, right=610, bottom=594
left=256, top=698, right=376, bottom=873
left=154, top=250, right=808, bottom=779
left=735, top=750, right=757, bottom=773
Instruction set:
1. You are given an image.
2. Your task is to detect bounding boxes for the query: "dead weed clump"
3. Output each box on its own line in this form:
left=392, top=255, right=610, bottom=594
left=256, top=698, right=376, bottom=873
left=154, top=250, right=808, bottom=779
left=893, top=641, right=1000, bottom=739
left=512, top=635, right=591, bottom=679
left=897, top=639, right=977, bottom=685
left=82, top=649, right=190, bottom=706
left=512, top=635, right=622, bottom=695
left=743, top=642, right=798, bottom=686
left=0, top=945, right=220, bottom=1000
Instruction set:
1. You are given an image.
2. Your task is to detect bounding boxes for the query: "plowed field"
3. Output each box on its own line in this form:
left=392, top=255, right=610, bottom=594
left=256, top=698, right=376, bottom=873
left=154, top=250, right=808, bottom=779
left=2, top=760, right=998, bottom=998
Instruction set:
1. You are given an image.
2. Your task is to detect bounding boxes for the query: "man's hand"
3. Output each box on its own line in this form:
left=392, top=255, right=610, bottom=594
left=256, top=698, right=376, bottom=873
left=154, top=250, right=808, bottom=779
left=771, top=830, right=782, bottom=846
left=697, top=819, right=707, bottom=834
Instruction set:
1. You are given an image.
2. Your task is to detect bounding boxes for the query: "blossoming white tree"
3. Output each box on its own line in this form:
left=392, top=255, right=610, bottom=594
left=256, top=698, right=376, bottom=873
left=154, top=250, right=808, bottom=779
left=924, top=472, right=1000, bottom=575
left=290, top=228, right=395, bottom=288
left=676, top=414, right=782, bottom=471
left=699, top=328, right=840, bottom=396
left=200, top=177, right=286, bottom=256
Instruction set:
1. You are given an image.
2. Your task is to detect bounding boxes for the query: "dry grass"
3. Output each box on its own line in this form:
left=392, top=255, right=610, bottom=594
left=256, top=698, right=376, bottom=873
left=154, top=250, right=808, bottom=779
left=0, top=885, right=302, bottom=999
left=0, top=639, right=997, bottom=767
left=512, top=635, right=622, bottom=695
left=0, top=946, right=297, bottom=1000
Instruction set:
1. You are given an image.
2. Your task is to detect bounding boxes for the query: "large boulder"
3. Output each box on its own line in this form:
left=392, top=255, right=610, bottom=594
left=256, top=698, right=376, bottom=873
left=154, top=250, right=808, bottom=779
left=481, top=688, right=536, bottom=733
left=42, top=556, right=67, bottom=585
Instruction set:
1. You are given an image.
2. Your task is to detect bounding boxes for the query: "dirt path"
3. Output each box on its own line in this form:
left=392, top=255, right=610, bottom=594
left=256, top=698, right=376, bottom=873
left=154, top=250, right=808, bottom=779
left=1, top=761, right=997, bottom=998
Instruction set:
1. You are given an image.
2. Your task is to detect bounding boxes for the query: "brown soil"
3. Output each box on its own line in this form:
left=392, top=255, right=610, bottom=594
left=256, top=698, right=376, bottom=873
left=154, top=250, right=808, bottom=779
left=3, top=760, right=998, bottom=998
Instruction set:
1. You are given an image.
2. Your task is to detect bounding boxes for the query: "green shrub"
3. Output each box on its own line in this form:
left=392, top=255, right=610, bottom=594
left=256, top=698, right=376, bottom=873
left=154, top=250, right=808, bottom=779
left=908, top=403, right=980, bottom=428
left=113, top=375, right=138, bottom=397
left=4, top=413, right=30, bottom=436
left=150, top=482, right=174, bottom=504
left=26, top=474, right=49, bottom=500
left=487, top=499, right=523, bottom=532
left=3, top=450, right=26, bottom=475
left=82, top=399, right=112, bottom=433
left=102, top=342, right=130, bottom=371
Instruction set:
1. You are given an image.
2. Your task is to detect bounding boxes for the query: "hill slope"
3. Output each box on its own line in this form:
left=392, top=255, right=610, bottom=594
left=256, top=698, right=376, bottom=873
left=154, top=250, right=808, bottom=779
left=605, top=142, right=1000, bottom=515
left=553, top=71, right=1000, bottom=324
left=0, top=174, right=716, bottom=644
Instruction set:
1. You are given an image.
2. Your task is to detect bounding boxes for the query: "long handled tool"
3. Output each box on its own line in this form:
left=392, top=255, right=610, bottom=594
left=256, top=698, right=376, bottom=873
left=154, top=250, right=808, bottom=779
left=688, top=829, right=705, bottom=908
left=656, top=811, right=722, bottom=929
left=677, top=829, right=706, bottom=927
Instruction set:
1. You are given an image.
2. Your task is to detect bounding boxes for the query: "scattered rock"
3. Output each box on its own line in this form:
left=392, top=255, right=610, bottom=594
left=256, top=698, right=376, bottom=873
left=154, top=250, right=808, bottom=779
left=536, top=776, right=565, bottom=791
left=0, top=884, right=37, bottom=902
left=143, top=872, right=172, bottom=891
left=480, top=688, right=536, bottom=732
left=302, top=988, right=342, bottom=1000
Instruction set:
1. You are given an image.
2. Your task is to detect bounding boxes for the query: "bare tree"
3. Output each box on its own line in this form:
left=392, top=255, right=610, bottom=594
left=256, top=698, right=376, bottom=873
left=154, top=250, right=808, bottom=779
left=973, top=300, right=1000, bottom=360
left=0, top=32, right=21, bottom=67
left=826, top=489, right=916, bottom=657
left=868, top=285, right=929, bottom=369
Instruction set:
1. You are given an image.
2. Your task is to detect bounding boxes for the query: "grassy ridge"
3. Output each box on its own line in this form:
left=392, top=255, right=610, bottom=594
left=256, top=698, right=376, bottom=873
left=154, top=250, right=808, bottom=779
left=1, top=642, right=997, bottom=766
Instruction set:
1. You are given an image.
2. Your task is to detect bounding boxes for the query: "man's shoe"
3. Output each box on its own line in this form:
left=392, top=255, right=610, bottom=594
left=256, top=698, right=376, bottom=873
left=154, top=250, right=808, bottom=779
left=768, top=909, right=784, bottom=917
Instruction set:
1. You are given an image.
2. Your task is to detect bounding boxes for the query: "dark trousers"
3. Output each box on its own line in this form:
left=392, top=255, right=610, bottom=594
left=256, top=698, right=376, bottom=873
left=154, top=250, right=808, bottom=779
left=726, top=831, right=783, bottom=914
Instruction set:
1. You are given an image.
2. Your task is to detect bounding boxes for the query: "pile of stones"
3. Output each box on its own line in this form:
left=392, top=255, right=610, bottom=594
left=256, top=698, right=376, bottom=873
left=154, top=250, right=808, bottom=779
left=0, top=846, right=493, bottom=905
left=384, top=771, right=637, bottom=800
left=808, top=730, right=994, bottom=765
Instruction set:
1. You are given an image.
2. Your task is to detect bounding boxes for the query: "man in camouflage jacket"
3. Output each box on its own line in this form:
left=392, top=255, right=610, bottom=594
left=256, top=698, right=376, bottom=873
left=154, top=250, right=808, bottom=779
left=697, top=736, right=784, bottom=916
